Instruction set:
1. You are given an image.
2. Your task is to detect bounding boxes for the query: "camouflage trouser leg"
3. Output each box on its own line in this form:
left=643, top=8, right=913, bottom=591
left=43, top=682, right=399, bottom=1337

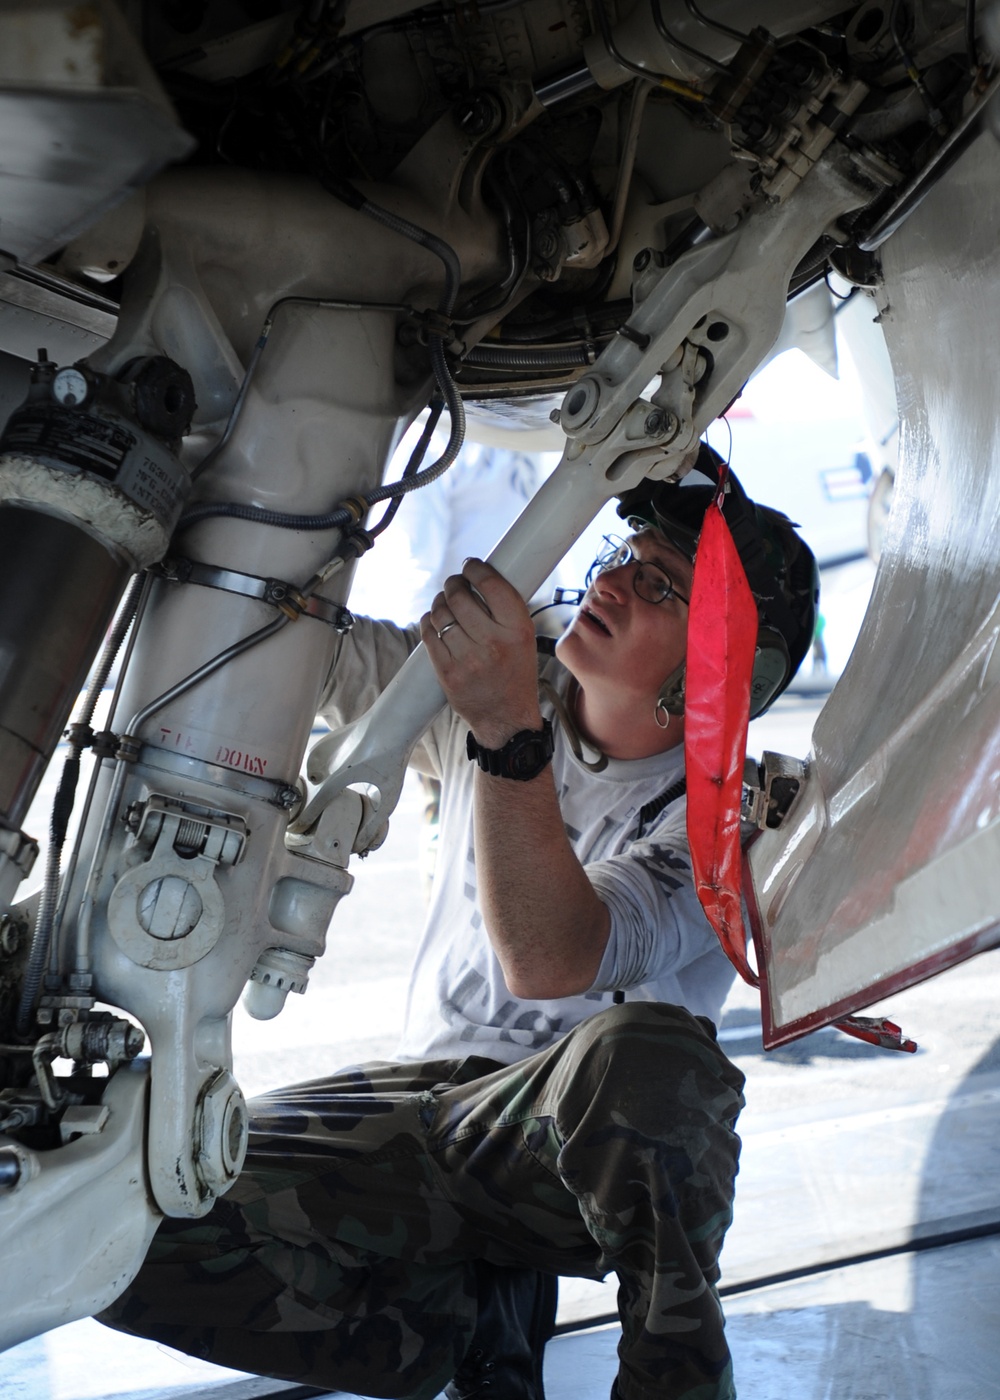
left=100, top=1001, right=744, bottom=1400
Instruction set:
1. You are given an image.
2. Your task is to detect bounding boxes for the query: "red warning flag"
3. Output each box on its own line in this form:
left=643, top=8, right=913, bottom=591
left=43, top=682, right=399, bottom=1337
left=684, top=484, right=759, bottom=986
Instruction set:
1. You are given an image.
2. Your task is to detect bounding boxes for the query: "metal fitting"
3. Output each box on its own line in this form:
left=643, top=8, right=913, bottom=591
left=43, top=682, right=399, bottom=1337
left=644, top=409, right=678, bottom=439
left=116, top=735, right=142, bottom=763
left=0, top=1142, right=38, bottom=1194
left=195, top=1070, right=249, bottom=1193
left=453, top=90, right=504, bottom=139
left=244, top=947, right=315, bottom=1021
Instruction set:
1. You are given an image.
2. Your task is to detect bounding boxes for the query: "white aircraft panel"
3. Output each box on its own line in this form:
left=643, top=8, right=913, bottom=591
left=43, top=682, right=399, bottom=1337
left=748, top=122, right=1000, bottom=1043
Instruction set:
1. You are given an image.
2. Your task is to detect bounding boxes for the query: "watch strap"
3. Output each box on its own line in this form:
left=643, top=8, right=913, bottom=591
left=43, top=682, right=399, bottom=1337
left=466, top=719, right=555, bottom=781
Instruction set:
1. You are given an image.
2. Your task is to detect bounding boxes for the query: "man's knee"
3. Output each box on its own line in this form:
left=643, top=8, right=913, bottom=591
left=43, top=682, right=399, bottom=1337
left=561, top=1000, right=741, bottom=1078
left=552, top=1001, right=745, bottom=1130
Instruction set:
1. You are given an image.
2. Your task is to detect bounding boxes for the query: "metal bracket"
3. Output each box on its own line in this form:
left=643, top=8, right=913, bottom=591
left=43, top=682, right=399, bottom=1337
left=742, top=751, right=809, bottom=831
left=126, top=794, right=247, bottom=865
left=107, top=797, right=247, bottom=970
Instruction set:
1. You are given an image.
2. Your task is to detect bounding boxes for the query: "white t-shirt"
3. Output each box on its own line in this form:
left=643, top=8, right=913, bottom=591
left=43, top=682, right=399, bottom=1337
left=320, top=618, right=735, bottom=1066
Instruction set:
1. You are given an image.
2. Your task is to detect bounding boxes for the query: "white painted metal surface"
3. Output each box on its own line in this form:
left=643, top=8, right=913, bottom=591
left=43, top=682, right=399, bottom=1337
left=0, top=1064, right=157, bottom=1353
left=748, top=125, right=1000, bottom=1040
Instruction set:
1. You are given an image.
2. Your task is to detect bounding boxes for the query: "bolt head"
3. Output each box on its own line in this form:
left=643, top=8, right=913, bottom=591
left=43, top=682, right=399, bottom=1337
left=633, top=248, right=652, bottom=272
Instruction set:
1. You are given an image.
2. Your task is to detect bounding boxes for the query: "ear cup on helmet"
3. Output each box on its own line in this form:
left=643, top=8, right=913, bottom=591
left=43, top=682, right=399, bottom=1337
left=750, top=626, right=791, bottom=718
left=657, top=662, right=686, bottom=717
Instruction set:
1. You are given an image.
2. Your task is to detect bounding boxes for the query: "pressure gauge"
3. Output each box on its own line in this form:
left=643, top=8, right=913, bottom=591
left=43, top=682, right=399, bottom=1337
left=52, top=367, right=91, bottom=408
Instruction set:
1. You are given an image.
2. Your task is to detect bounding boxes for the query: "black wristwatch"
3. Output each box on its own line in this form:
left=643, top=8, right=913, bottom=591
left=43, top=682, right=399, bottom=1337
left=466, top=719, right=555, bottom=781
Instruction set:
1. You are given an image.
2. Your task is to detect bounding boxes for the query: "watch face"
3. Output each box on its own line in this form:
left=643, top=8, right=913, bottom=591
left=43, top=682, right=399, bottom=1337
left=504, top=723, right=554, bottom=779
left=509, top=737, right=547, bottom=778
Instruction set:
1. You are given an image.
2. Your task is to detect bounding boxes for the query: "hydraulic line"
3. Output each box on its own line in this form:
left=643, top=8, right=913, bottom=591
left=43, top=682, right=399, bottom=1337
left=191, top=296, right=412, bottom=483
left=49, top=574, right=154, bottom=952
left=889, top=0, right=946, bottom=130
left=593, top=0, right=709, bottom=99
left=15, top=573, right=146, bottom=1034
left=607, top=80, right=653, bottom=256
left=857, top=68, right=1000, bottom=250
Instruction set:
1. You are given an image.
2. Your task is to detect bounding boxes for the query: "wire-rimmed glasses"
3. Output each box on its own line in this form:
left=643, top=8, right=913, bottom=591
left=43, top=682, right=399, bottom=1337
left=586, top=536, right=691, bottom=608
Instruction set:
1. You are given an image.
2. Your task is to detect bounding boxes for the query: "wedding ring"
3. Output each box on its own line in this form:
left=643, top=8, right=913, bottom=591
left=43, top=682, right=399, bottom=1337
left=436, top=621, right=458, bottom=640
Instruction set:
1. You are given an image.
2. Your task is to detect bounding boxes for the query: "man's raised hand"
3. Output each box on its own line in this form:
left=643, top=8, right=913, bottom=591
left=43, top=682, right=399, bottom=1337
left=420, top=558, right=543, bottom=747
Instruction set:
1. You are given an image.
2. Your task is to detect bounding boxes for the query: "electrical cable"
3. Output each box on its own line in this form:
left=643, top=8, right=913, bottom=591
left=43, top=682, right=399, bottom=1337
left=369, top=397, right=444, bottom=537
left=15, top=573, right=146, bottom=1035
left=539, top=677, right=608, bottom=772
left=553, top=1212, right=1000, bottom=1336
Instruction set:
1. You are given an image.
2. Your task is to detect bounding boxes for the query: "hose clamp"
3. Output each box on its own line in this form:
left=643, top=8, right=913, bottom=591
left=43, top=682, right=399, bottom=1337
left=158, top=557, right=353, bottom=631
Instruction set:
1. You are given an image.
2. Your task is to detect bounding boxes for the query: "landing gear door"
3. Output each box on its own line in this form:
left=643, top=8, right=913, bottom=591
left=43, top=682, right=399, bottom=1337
left=746, top=127, right=1000, bottom=1048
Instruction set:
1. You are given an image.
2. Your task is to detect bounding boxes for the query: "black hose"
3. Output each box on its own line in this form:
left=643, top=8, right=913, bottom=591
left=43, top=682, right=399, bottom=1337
left=364, top=336, right=465, bottom=501
left=369, top=397, right=444, bottom=537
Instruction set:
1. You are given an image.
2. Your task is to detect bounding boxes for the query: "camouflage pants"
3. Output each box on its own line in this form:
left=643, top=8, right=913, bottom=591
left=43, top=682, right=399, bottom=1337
left=101, top=1002, right=745, bottom=1400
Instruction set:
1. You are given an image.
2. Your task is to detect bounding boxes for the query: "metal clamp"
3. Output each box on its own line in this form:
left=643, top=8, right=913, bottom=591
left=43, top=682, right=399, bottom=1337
left=742, top=751, right=808, bottom=832
left=136, top=742, right=301, bottom=810
left=159, top=557, right=354, bottom=631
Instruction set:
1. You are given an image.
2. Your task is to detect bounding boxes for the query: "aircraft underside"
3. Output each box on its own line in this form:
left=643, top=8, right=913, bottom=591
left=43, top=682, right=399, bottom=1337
left=0, top=0, right=998, bottom=1353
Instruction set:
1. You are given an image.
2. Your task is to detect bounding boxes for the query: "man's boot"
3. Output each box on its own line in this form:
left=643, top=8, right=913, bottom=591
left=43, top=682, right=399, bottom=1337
left=445, top=1264, right=558, bottom=1400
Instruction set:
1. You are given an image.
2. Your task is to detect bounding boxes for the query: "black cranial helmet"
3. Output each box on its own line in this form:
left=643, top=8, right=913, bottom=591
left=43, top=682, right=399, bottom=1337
left=616, top=443, right=819, bottom=718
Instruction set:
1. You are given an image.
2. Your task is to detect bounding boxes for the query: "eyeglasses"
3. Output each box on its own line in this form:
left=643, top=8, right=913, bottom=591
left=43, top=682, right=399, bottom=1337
left=587, top=537, right=691, bottom=608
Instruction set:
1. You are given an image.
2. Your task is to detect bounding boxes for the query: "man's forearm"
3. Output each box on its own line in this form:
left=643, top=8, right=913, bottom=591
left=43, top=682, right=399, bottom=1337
left=472, top=766, right=611, bottom=1000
